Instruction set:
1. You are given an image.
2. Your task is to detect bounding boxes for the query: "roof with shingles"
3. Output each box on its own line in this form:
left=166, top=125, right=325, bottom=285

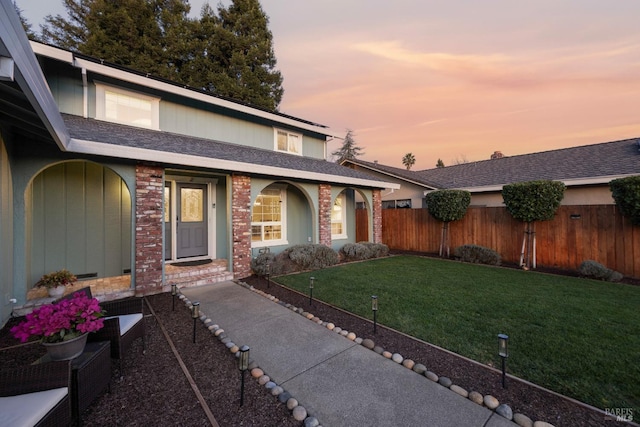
left=62, top=114, right=393, bottom=187
left=345, top=138, right=640, bottom=190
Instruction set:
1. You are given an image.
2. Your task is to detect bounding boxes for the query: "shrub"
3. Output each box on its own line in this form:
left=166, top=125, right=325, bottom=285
left=285, top=244, right=339, bottom=270
left=340, top=243, right=371, bottom=261
left=250, top=252, right=277, bottom=276
left=360, top=242, right=389, bottom=258
left=578, top=260, right=624, bottom=282
left=610, top=175, right=640, bottom=226
left=339, top=242, right=389, bottom=261
left=453, top=244, right=501, bottom=266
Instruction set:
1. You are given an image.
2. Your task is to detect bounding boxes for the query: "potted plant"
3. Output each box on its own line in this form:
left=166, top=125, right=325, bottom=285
left=35, top=269, right=77, bottom=297
left=10, top=291, right=105, bottom=360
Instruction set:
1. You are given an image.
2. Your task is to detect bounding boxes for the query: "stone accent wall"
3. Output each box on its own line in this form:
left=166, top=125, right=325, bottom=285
left=231, top=174, right=252, bottom=278
left=319, top=184, right=332, bottom=246
left=372, top=189, right=383, bottom=243
left=134, top=163, right=164, bottom=295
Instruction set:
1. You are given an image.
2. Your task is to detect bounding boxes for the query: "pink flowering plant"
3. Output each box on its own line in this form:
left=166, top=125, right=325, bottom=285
left=11, top=292, right=105, bottom=343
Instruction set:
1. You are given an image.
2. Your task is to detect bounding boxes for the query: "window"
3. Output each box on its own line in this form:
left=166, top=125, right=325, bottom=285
left=331, top=194, right=347, bottom=239
left=382, top=199, right=412, bottom=209
left=251, top=188, right=286, bottom=245
left=275, top=129, right=301, bottom=154
left=96, top=84, right=159, bottom=129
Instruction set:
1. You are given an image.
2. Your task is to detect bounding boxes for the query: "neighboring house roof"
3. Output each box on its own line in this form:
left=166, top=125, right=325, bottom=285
left=416, top=139, right=640, bottom=191
left=341, top=158, right=438, bottom=190
left=64, top=114, right=399, bottom=189
left=345, top=139, right=640, bottom=193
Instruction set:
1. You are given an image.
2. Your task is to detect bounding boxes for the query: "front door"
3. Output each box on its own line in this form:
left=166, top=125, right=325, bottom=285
left=176, top=183, right=208, bottom=258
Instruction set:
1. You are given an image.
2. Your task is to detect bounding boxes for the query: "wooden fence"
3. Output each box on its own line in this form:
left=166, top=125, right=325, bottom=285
left=357, top=205, right=640, bottom=278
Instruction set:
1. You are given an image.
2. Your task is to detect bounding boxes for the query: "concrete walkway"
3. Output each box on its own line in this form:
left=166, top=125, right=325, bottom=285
left=182, top=281, right=517, bottom=427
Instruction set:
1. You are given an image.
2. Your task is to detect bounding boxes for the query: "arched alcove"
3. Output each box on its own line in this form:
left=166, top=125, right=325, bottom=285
left=27, top=161, right=132, bottom=287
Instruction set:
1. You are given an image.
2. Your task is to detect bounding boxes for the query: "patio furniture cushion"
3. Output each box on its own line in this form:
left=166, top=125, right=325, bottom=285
left=0, top=387, right=68, bottom=427
left=104, top=313, right=143, bottom=335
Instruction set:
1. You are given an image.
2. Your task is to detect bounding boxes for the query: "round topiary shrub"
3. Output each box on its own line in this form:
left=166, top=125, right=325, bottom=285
left=578, top=260, right=623, bottom=282
left=610, top=175, right=640, bottom=226
left=453, top=244, right=501, bottom=266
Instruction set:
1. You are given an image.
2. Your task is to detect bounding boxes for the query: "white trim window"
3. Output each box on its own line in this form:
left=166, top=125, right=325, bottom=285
left=331, top=193, right=347, bottom=239
left=251, top=187, right=287, bottom=246
left=275, top=128, right=301, bottom=155
left=96, top=83, right=159, bottom=129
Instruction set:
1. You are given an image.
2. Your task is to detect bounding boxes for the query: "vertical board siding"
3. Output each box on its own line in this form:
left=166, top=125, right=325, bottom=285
left=363, top=206, right=639, bottom=278
left=30, top=162, right=132, bottom=285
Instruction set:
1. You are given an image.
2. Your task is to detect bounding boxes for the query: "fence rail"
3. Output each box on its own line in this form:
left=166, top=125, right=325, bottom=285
left=359, top=205, right=639, bottom=278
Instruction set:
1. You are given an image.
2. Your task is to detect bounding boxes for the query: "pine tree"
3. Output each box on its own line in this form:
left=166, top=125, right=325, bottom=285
left=332, top=130, right=364, bottom=162
left=13, top=2, right=39, bottom=40
left=402, top=153, right=416, bottom=170
left=212, top=0, right=284, bottom=110
left=436, top=158, right=445, bottom=168
left=39, top=0, right=283, bottom=111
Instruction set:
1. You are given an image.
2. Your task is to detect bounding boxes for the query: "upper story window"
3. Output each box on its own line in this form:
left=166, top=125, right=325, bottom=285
left=275, top=129, right=301, bottom=155
left=251, top=187, right=287, bottom=246
left=96, top=83, right=159, bottom=129
left=331, top=193, right=347, bottom=239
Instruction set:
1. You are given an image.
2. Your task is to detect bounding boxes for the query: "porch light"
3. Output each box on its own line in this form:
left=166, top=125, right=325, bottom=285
left=192, top=302, right=200, bottom=343
left=371, top=295, right=378, bottom=334
left=239, top=345, right=250, bottom=406
left=498, top=333, right=509, bottom=388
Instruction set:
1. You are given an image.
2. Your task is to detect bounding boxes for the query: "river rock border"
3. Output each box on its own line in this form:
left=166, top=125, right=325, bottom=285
left=177, top=291, right=323, bottom=427
left=179, top=281, right=557, bottom=427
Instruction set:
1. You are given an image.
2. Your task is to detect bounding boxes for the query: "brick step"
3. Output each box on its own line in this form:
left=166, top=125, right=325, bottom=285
left=165, top=260, right=233, bottom=288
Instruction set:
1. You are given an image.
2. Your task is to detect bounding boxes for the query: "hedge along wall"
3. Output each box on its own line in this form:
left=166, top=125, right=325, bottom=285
left=370, top=205, right=640, bottom=278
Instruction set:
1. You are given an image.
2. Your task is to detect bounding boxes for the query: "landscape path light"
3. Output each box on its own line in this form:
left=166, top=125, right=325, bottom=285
left=238, top=345, right=250, bottom=407
left=192, top=302, right=200, bottom=343
left=309, top=277, right=315, bottom=306
left=171, top=283, right=177, bottom=311
left=265, top=262, right=271, bottom=288
left=371, top=295, right=378, bottom=334
left=498, top=333, right=509, bottom=388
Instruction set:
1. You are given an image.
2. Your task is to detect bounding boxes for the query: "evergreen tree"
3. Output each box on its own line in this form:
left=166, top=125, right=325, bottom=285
left=39, top=0, right=283, bottom=111
left=13, top=2, right=39, bottom=40
left=402, top=153, right=416, bottom=170
left=40, top=0, right=91, bottom=50
left=436, top=158, right=445, bottom=168
left=212, top=0, right=284, bottom=110
left=332, top=130, right=364, bottom=162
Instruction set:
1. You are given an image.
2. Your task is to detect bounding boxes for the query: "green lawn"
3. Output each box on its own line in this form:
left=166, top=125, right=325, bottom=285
left=274, top=255, right=640, bottom=413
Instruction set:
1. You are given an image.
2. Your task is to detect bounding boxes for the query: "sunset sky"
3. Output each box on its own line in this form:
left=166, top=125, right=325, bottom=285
left=18, top=0, right=640, bottom=169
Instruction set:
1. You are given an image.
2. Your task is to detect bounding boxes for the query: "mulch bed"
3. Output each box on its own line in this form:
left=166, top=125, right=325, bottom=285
left=0, top=293, right=299, bottom=427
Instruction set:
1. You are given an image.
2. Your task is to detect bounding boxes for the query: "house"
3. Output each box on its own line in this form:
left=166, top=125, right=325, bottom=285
left=343, top=139, right=640, bottom=207
left=0, top=1, right=398, bottom=325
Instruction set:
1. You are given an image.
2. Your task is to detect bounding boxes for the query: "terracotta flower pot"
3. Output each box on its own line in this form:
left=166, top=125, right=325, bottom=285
left=42, top=333, right=88, bottom=360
